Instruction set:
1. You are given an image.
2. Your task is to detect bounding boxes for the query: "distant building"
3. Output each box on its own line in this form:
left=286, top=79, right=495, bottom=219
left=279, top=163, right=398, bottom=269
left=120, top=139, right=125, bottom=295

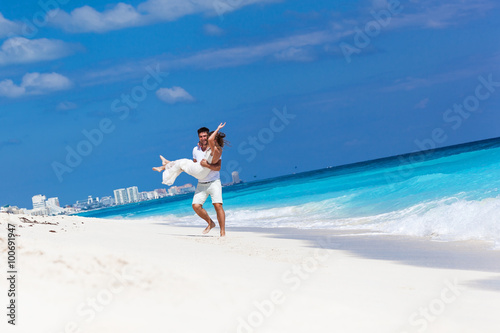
left=47, top=197, right=60, bottom=207
left=139, top=192, right=149, bottom=201
left=46, top=199, right=65, bottom=215
left=127, top=186, right=140, bottom=203
left=0, top=206, right=26, bottom=214
left=100, top=196, right=114, bottom=206
left=43, top=197, right=65, bottom=215
left=232, top=171, right=242, bottom=184
left=64, top=206, right=79, bottom=214
left=114, top=188, right=128, bottom=205
left=140, top=191, right=159, bottom=200
left=168, top=186, right=180, bottom=196
left=75, top=200, right=89, bottom=209
left=178, top=184, right=195, bottom=194
left=155, top=188, right=167, bottom=195
left=154, top=188, right=168, bottom=198
left=168, top=184, right=195, bottom=196
left=30, top=208, right=49, bottom=216
left=32, top=194, right=46, bottom=210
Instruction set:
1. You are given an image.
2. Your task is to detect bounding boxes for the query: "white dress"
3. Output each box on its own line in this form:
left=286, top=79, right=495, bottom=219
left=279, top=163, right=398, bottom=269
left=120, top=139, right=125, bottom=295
left=162, top=148, right=214, bottom=186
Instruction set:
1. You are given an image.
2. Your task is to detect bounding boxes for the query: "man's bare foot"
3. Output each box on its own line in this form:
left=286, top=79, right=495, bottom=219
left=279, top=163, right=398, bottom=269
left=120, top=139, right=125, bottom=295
left=202, top=220, right=216, bottom=234
left=152, top=166, right=163, bottom=172
left=220, top=231, right=226, bottom=237
left=160, top=155, right=169, bottom=166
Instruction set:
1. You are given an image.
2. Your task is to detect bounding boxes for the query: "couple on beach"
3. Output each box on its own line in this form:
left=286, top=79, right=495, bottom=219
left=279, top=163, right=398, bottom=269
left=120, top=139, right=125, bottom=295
left=153, top=123, right=228, bottom=236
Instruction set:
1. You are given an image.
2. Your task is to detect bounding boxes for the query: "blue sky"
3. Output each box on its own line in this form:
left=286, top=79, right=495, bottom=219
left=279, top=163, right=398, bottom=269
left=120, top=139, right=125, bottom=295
left=1, top=0, right=499, bottom=208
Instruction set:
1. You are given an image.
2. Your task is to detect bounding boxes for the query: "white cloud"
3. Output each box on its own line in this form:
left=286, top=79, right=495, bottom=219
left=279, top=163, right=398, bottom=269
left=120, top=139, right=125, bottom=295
left=49, top=3, right=146, bottom=33
left=82, top=29, right=346, bottom=85
left=332, top=0, right=496, bottom=39
left=49, top=0, right=280, bottom=33
left=138, top=0, right=207, bottom=21
left=0, top=80, right=25, bottom=98
left=387, top=0, right=495, bottom=30
left=0, top=37, right=76, bottom=66
left=203, top=24, right=224, bottom=36
left=165, top=30, right=338, bottom=70
left=376, top=50, right=500, bottom=93
left=140, top=0, right=280, bottom=21
left=44, top=0, right=495, bottom=35
left=274, top=46, right=316, bottom=62
left=0, top=72, right=73, bottom=98
left=381, top=65, right=482, bottom=92
left=414, top=98, right=430, bottom=109
left=79, top=0, right=498, bottom=86
left=156, top=86, right=195, bottom=104
left=0, top=12, right=21, bottom=38
left=56, top=101, right=78, bottom=111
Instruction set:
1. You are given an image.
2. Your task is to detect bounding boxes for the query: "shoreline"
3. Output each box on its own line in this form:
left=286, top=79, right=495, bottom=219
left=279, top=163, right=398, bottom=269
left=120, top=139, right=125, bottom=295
left=1, top=214, right=499, bottom=332
left=151, top=221, right=500, bottom=271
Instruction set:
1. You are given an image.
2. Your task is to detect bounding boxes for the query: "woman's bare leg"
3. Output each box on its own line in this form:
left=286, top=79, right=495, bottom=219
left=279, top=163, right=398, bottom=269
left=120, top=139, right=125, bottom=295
left=152, top=165, right=166, bottom=172
left=153, top=155, right=171, bottom=172
left=160, top=155, right=170, bottom=165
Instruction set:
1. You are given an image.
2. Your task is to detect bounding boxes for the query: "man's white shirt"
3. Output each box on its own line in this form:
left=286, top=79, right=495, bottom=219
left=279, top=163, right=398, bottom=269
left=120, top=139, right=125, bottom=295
left=193, top=145, right=220, bottom=182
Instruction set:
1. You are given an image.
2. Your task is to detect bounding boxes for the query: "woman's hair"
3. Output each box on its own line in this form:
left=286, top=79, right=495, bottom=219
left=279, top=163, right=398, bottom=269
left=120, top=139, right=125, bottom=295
left=209, top=131, right=230, bottom=148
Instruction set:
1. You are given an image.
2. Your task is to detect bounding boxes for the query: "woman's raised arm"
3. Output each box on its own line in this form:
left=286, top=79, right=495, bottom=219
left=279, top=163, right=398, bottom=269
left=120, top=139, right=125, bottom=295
left=208, top=122, right=226, bottom=161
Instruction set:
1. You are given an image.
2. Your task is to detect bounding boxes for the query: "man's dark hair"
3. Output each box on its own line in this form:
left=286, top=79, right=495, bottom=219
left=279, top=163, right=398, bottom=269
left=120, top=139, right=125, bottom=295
left=197, top=127, right=209, bottom=135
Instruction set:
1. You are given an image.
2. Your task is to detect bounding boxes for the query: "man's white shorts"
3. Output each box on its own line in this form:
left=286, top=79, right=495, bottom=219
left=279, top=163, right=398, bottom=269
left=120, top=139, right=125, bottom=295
left=192, top=179, right=223, bottom=205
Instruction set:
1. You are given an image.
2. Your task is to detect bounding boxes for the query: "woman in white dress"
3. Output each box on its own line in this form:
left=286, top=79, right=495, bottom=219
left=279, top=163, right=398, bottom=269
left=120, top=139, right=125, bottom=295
left=153, top=123, right=227, bottom=186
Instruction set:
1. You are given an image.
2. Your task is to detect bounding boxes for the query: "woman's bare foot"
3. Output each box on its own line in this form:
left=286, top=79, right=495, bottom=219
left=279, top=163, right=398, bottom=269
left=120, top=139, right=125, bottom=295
left=202, top=220, right=216, bottom=234
left=160, top=155, right=170, bottom=166
left=152, top=166, right=164, bottom=172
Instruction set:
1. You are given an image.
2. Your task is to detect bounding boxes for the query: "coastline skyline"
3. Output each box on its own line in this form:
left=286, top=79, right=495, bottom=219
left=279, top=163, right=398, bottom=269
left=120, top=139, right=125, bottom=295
left=1, top=0, right=500, bottom=208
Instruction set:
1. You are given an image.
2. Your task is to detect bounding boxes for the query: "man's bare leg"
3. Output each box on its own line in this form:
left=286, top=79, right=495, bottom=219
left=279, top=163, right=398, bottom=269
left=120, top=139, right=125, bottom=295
left=213, top=203, right=226, bottom=237
left=192, top=204, right=215, bottom=234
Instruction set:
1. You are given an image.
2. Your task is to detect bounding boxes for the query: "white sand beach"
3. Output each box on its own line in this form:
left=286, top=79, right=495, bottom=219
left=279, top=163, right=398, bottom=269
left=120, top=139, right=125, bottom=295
left=1, top=213, right=500, bottom=333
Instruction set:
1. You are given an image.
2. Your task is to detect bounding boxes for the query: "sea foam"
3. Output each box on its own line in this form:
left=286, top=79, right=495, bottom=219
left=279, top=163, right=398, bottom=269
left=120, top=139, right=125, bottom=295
left=161, top=195, right=500, bottom=247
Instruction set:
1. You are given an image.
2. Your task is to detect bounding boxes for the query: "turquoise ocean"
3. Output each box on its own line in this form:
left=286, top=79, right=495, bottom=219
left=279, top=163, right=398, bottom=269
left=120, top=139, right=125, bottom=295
left=79, top=137, right=500, bottom=247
